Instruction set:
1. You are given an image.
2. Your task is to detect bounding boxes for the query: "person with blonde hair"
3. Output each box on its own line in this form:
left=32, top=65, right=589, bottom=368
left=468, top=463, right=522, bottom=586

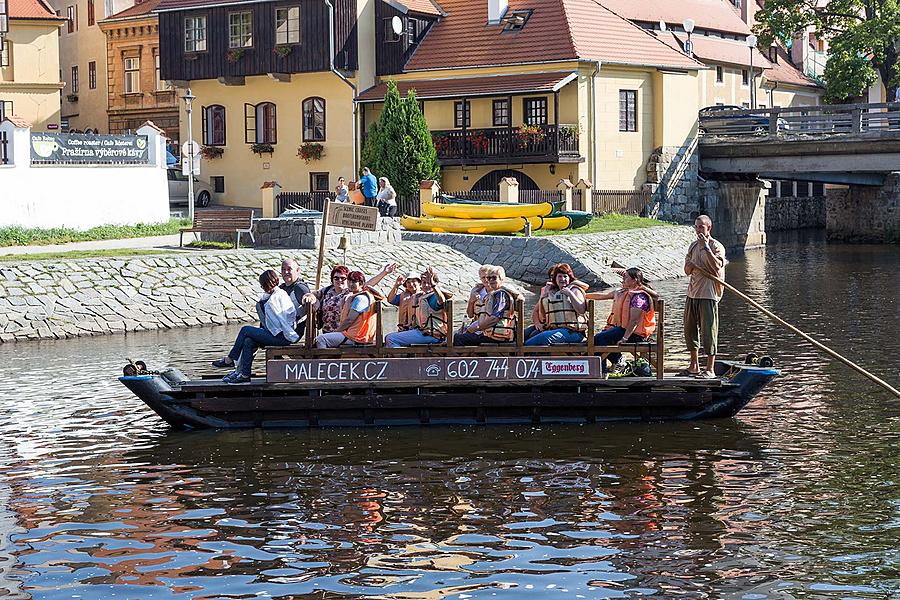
left=376, top=176, right=398, bottom=217
left=454, top=265, right=520, bottom=346
left=463, top=265, right=492, bottom=331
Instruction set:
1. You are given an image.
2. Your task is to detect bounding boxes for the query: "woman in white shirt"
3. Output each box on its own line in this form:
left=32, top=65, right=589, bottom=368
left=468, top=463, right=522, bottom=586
left=212, top=269, right=299, bottom=384
left=376, top=177, right=398, bottom=217
left=334, top=177, right=350, bottom=203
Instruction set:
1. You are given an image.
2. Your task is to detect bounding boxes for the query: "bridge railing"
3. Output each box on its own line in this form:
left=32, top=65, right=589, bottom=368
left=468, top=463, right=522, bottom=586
left=699, top=102, right=900, bottom=139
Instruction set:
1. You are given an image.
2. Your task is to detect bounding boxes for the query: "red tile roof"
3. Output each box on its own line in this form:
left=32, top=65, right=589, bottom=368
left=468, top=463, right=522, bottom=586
left=391, top=0, right=444, bottom=16
left=405, top=0, right=703, bottom=72
left=2, top=115, right=32, bottom=128
left=660, top=31, right=772, bottom=69
left=764, top=45, right=821, bottom=89
left=357, top=71, right=578, bottom=102
left=105, top=0, right=162, bottom=20
left=7, top=0, right=59, bottom=20
left=599, top=0, right=751, bottom=35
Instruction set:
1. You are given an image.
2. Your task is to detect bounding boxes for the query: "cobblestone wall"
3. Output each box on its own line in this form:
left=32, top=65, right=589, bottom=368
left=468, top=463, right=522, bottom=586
left=402, top=226, right=697, bottom=287
left=645, top=142, right=701, bottom=223
left=0, top=243, right=489, bottom=343
left=765, top=196, right=826, bottom=231
left=827, top=172, right=899, bottom=243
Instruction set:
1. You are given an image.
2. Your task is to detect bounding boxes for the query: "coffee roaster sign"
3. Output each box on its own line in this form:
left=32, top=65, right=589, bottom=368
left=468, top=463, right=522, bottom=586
left=267, top=357, right=602, bottom=383
left=30, top=132, right=149, bottom=164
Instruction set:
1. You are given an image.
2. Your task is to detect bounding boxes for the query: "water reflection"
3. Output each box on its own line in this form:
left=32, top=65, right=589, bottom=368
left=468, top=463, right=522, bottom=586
left=0, top=234, right=897, bottom=598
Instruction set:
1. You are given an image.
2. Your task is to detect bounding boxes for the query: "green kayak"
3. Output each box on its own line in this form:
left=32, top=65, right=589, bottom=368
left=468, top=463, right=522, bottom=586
left=554, top=210, right=593, bottom=229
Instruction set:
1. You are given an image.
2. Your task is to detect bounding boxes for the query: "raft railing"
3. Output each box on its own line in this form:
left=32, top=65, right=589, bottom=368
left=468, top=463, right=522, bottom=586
left=268, top=299, right=666, bottom=380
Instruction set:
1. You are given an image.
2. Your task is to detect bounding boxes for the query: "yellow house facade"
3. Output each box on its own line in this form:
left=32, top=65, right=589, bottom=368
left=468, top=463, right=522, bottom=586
left=0, top=0, right=64, bottom=130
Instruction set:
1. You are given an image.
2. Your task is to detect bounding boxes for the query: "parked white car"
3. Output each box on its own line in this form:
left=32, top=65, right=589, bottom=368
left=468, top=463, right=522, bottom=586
left=167, top=168, right=213, bottom=207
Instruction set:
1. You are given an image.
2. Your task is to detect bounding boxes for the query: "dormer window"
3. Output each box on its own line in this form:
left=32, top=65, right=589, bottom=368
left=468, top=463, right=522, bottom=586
left=502, top=9, right=532, bottom=32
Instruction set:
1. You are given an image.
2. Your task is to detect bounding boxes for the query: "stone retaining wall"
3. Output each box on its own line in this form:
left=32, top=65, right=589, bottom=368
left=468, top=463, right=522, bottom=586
left=209, top=217, right=403, bottom=250
left=402, top=226, right=697, bottom=287
left=0, top=243, right=494, bottom=343
left=765, top=196, right=826, bottom=231
left=827, top=172, right=899, bottom=243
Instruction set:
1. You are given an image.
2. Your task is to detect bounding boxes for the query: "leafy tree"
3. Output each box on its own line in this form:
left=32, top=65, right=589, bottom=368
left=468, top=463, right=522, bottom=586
left=361, top=81, right=440, bottom=200
left=753, top=0, right=900, bottom=104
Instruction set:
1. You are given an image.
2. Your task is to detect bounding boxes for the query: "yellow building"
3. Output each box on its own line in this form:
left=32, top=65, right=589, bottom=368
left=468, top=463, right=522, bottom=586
left=0, top=0, right=64, bottom=130
left=47, top=0, right=137, bottom=132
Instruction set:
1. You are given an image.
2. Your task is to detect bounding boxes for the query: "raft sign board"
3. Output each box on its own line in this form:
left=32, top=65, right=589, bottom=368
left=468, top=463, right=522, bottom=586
left=328, top=203, right=379, bottom=231
left=267, top=356, right=603, bottom=384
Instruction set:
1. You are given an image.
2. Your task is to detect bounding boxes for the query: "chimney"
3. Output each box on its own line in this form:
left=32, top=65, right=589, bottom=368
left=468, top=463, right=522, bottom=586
left=791, top=31, right=808, bottom=68
left=488, top=0, right=508, bottom=25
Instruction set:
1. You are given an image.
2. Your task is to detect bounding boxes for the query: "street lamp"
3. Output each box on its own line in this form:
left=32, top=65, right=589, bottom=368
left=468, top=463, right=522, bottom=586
left=747, top=34, right=758, bottom=108
left=683, top=18, right=695, bottom=57
left=182, top=86, right=196, bottom=223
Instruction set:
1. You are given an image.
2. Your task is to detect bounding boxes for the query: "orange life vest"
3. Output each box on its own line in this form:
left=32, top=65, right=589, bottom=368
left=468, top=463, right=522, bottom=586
left=341, top=290, right=377, bottom=343
left=396, top=291, right=419, bottom=331
left=482, top=286, right=520, bottom=342
left=469, top=284, right=489, bottom=321
left=606, top=289, right=656, bottom=338
left=415, top=290, right=451, bottom=340
left=540, top=287, right=587, bottom=332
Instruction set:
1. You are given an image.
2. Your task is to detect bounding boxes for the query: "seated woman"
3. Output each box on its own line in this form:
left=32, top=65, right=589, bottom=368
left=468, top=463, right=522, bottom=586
left=386, top=272, right=422, bottom=332
left=462, top=265, right=492, bottom=332
left=525, top=264, right=589, bottom=342
left=304, top=263, right=396, bottom=334
left=454, top=266, right=520, bottom=346
left=587, top=267, right=657, bottom=369
left=385, top=267, right=450, bottom=348
left=314, top=271, right=384, bottom=348
left=213, top=269, right=299, bottom=384
left=525, top=263, right=588, bottom=346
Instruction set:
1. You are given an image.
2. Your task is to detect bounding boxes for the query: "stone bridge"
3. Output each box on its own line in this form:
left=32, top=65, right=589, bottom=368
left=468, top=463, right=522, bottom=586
left=697, top=102, right=900, bottom=243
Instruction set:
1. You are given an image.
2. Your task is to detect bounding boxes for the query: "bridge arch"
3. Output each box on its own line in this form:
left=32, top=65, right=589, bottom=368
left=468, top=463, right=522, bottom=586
left=470, top=169, right=539, bottom=191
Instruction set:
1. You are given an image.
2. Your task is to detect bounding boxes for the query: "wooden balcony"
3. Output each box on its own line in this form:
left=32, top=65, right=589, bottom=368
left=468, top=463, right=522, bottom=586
left=430, top=124, right=583, bottom=166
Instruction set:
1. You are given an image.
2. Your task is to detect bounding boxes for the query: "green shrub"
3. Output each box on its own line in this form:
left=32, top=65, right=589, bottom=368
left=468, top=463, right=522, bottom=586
left=0, top=219, right=190, bottom=247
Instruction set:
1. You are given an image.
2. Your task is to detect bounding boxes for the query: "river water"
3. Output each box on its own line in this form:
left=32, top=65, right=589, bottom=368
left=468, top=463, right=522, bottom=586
left=0, top=233, right=897, bottom=599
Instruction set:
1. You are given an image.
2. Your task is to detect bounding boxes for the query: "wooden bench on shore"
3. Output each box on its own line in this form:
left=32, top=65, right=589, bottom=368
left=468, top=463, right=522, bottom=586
left=266, top=299, right=666, bottom=379
left=179, top=208, right=255, bottom=248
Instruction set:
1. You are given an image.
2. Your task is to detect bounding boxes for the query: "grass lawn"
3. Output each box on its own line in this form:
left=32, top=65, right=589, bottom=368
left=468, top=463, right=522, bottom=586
left=185, top=240, right=235, bottom=250
left=0, top=218, right=191, bottom=247
left=0, top=249, right=178, bottom=262
left=532, top=214, right=675, bottom=236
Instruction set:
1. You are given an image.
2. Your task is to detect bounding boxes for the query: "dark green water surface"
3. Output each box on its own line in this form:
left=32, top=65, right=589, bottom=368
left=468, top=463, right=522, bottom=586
left=0, top=234, right=897, bottom=599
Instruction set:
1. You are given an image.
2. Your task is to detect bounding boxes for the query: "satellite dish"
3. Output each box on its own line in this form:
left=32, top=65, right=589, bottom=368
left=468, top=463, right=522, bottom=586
left=391, top=16, right=403, bottom=36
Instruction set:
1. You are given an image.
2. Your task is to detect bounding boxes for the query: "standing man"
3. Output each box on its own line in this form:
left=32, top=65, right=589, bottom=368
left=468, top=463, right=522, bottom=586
left=683, top=215, right=726, bottom=378
left=360, top=167, right=378, bottom=208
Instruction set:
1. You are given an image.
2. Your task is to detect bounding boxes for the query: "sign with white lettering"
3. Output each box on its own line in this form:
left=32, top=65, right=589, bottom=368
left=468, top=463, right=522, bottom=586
left=30, top=132, right=149, bottom=164
left=267, top=356, right=603, bottom=384
left=328, top=202, right=379, bottom=231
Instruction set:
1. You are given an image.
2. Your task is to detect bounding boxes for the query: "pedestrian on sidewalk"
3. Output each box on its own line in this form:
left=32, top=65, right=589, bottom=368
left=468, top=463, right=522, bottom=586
left=683, top=215, right=726, bottom=378
left=334, top=177, right=350, bottom=203
left=376, top=177, right=398, bottom=217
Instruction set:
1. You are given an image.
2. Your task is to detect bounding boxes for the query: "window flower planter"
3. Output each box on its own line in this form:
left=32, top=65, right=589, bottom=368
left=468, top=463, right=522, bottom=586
left=201, top=145, right=224, bottom=159
left=296, top=142, right=324, bottom=163
left=273, top=46, right=293, bottom=58
left=66, top=94, right=79, bottom=102
left=225, top=48, right=246, bottom=63
left=250, top=142, right=274, bottom=155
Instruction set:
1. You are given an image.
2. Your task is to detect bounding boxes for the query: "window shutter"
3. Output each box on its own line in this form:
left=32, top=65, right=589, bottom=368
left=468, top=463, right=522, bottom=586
left=201, top=105, right=208, bottom=145
left=269, top=103, right=277, bottom=144
left=244, top=103, right=255, bottom=144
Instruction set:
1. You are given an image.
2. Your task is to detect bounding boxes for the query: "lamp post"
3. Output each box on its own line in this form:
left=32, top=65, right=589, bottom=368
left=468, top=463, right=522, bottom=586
left=747, top=34, right=758, bottom=108
left=683, top=18, right=695, bottom=57
left=182, top=86, right=196, bottom=223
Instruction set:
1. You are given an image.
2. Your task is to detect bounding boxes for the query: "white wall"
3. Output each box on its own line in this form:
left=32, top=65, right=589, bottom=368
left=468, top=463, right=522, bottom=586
left=0, top=122, right=169, bottom=229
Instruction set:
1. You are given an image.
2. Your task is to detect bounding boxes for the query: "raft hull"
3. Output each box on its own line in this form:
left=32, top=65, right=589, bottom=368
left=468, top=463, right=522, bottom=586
left=401, top=214, right=526, bottom=234
left=422, top=201, right=554, bottom=219
left=119, top=361, right=778, bottom=429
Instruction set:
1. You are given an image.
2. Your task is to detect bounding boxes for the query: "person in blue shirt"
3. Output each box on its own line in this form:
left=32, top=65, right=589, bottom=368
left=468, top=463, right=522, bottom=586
left=359, top=167, right=378, bottom=207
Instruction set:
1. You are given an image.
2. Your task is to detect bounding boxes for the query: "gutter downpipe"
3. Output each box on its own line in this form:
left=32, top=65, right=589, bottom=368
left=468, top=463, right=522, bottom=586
left=591, top=61, right=601, bottom=187
left=325, top=0, right=358, bottom=175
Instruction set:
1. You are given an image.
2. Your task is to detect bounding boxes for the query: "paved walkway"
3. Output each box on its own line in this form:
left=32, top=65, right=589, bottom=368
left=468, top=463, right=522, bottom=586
left=0, top=233, right=198, bottom=256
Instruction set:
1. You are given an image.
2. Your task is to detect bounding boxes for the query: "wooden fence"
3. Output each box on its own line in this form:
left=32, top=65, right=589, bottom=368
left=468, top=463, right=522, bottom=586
left=275, top=191, right=333, bottom=214
left=573, top=190, right=651, bottom=216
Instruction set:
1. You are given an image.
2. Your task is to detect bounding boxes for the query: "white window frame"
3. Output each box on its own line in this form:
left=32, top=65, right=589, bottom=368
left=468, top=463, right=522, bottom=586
left=275, top=6, right=300, bottom=45
left=124, top=56, right=140, bottom=94
left=154, top=53, right=171, bottom=91
left=184, top=15, right=207, bottom=53
left=0, top=41, right=10, bottom=68
left=228, top=11, right=253, bottom=49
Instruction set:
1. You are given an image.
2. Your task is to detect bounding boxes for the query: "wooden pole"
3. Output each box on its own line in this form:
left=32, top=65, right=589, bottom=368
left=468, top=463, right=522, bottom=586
left=694, top=266, right=900, bottom=398
left=655, top=298, right=665, bottom=380
left=315, top=199, right=331, bottom=289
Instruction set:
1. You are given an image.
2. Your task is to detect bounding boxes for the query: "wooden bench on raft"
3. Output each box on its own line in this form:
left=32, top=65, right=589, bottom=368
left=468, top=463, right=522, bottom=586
left=265, top=299, right=667, bottom=380
left=179, top=208, right=255, bottom=248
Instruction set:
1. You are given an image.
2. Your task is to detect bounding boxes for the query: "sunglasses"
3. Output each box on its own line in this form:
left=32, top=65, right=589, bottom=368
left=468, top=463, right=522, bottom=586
left=332, top=276, right=347, bottom=281
left=487, top=276, right=499, bottom=281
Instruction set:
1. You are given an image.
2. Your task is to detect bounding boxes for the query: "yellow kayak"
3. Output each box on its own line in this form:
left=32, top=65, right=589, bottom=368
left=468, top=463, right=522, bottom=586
left=401, top=215, right=526, bottom=234
left=528, top=215, right=572, bottom=231
left=422, top=201, right=553, bottom=219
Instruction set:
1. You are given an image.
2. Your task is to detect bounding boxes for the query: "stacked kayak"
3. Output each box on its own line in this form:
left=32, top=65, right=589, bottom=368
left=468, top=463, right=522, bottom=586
left=401, top=198, right=593, bottom=234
